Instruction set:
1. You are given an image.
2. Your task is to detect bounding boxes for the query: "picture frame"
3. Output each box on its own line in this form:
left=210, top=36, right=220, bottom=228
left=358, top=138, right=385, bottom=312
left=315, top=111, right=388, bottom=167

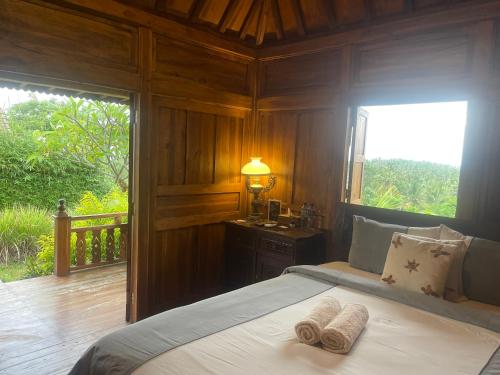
left=268, top=199, right=281, bottom=221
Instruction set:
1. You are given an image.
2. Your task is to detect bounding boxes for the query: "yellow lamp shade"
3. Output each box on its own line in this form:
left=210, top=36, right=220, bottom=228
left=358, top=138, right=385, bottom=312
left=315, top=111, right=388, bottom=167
left=241, top=157, right=271, bottom=176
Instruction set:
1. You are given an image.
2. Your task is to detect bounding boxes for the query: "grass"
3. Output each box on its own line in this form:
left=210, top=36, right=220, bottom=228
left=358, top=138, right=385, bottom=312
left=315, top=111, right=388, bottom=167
left=0, top=205, right=53, bottom=264
left=0, top=261, right=30, bottom=282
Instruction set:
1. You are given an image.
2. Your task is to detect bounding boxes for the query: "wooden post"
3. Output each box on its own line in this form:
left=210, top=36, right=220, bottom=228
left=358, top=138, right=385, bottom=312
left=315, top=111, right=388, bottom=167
left=54, top=199, right=71, bottom=276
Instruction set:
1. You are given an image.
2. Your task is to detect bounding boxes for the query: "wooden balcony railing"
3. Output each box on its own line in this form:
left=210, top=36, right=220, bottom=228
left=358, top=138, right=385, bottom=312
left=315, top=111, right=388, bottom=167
left=54, top=199, right=128, bottom=276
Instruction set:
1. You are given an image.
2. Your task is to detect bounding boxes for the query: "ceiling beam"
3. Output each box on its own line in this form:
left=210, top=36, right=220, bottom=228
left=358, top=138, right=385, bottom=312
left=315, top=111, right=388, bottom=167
left=219, top=0, right=242, bottom=33
left=189, top=0, right=206, bottom=22
left=324, top=0, right=337, bottom=30
left=363, top=0, right=375, bottom=20
left=290, top=0, right=306, bottom=36
left=240, top=0, right=263, bottom=40
left=256, top=0, right=269, bottom=45
left=269, top=0, right=284, bottom=40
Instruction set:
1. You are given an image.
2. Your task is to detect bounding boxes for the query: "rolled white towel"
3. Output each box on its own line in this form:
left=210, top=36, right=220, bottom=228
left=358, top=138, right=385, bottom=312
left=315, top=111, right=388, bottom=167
left=295, top=296, right=342, bottom=345
left=320, top=304, right=369, bottom=354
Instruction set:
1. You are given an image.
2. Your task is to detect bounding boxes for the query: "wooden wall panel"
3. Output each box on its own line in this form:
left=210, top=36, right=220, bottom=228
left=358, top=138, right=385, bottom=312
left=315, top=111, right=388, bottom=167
left=156, top=193, right=240, bottom=219
left=292, top=110, right=336, bottom=226
left=156, top=106, right=245, bottom=189
left=254, top=108, right=340, bottom=232
left=150, top=95, right=248, bottom=313
left=185, top=112, right=216, bottom=185
left=260, top=50, right=340, bottom=96
left=156, top=108, right=187, bottom=186
left=351, top=26, right=473, bottom=86
left=154, top=36, right=250, bottom=95
left=215, top=116, right=244, bottom=184
left=0, top=0, right=139, bottom=89
left=150, top=223, right=226, bottom=314
left=254, top=112, right=298, bottom=203
left=150, top=227, right=197, bottom=313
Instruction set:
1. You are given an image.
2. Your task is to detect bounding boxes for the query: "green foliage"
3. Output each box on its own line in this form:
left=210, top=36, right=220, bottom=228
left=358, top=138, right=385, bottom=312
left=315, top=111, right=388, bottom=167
left=74, top=187, right=128, bottom=216
left=0, top=130, right=113, bottom=210
left=25, top=234, right=56, bottom=277
left=0, top=205, right=52, bottom=264
left=6, top=99, right=60, bottom=134
left=33, top=98, right=130, bottom=191
left=361, top=159, right=460, bottom=217
left=0, top=261, right=30, bottom=282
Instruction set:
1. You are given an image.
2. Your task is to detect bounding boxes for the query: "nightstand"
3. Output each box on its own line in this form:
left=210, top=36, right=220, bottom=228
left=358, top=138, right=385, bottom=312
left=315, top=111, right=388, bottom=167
left=224, top=220, right=327, bottom=290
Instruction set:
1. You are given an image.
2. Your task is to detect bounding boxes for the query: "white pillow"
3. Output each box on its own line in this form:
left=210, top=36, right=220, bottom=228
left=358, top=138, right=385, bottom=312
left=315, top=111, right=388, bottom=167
left=381, top=233, right=457, bottom=298
left=405, top=234, right=468, bottom=302
left=408, top=226, right=441, bottom=239
left=440, top=225, right=473, bottom=247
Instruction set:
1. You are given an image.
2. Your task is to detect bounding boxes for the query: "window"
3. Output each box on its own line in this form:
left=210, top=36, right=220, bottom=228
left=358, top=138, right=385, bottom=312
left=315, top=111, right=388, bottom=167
left=346, top=101, right=468, bottom=218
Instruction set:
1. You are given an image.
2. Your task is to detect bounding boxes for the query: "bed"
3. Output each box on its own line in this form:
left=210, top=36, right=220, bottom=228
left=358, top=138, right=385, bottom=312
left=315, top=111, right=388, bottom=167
left=70, top=205, right=500, bottom=375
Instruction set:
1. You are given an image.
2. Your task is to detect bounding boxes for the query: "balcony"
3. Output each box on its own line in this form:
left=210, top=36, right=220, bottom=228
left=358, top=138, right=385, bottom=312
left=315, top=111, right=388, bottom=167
left=0, top=263, right=126, bottom=374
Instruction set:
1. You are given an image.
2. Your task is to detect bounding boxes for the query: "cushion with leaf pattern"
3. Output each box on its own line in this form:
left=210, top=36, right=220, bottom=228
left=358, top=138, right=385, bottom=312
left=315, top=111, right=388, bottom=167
left=381, top=233, right=458, bottom=298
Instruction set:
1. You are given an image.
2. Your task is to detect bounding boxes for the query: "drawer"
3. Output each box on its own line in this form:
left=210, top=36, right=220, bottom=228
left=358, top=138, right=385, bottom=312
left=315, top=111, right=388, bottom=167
left=225, top=226, right=254, bottom=249
left=258, top=236, right=294, bottom=257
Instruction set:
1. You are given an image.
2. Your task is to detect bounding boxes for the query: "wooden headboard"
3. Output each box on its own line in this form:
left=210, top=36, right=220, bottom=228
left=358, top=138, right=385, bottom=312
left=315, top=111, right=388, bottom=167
left=332, top=203, right=500, bottom=261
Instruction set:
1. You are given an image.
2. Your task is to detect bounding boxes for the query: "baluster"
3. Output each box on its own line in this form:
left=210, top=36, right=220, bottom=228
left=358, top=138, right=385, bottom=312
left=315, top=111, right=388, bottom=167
left=91, top=230, right=101, bottom=264
left=119, top=224, right=128, bottom=260
left=106, top=228, right=115, bottom=261
left=76, top=230, right=86, bottom=266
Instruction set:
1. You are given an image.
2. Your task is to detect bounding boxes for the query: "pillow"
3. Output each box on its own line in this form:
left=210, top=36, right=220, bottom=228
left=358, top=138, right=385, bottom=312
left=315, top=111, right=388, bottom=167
left=463, top=237, right=500, bottom=306
left=349, top=216, right=408, bottom=274
left=381, top=233, right=456, bottom=298
left=440, top=225, right=473, bottom=247
left=408, top=226, right=441, bottom=239
left=405, top=234, right=468, bottom=302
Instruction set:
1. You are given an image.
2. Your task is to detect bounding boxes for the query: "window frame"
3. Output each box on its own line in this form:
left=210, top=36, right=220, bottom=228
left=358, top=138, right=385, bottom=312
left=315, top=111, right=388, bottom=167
left=344, top=100, right=469, bottom=218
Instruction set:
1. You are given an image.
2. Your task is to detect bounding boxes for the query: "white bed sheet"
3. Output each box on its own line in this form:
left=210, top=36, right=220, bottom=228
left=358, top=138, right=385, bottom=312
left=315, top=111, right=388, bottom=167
left=134, top=277, right=499, bottom=375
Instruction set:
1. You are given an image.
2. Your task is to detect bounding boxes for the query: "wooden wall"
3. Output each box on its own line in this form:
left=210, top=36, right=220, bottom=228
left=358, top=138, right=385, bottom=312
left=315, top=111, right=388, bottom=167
left=2, top=0, right=500, bottom=320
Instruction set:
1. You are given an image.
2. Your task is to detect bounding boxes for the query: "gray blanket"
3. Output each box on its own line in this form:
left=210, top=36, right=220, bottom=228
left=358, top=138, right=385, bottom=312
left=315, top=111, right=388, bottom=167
left=70, top=265, right=500, bottom=375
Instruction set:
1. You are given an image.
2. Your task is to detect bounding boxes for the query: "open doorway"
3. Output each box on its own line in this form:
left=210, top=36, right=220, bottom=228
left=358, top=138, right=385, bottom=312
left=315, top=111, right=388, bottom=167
left=0, top=86, right=131, bottom=280
left=0, top=82, right=134, bottom=372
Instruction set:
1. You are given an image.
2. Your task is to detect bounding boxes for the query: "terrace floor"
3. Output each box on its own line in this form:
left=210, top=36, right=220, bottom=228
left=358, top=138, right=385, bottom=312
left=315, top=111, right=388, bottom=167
left=0, top=264, right=127, bottom=375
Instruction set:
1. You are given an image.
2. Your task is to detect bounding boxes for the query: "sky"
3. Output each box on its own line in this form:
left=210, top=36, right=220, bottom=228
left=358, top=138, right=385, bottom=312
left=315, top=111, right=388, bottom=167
left=0, top=87, right=66, bottom=110
left=361, top=101, right=468, bottom=167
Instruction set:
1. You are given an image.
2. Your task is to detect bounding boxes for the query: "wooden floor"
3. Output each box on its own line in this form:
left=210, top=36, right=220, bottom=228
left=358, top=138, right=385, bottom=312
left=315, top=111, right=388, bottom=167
left=0, top=264, right=127, bottom=375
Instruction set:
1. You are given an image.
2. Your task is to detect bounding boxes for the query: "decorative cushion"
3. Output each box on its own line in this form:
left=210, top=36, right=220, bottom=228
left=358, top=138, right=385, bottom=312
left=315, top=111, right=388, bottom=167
left=408, top=226, right=441, bottom=239
left=349, top=216, right=408, bottom=274
left=440, top=225, right=473, bottom=247
left=463, top=237, right=500, bottom=306
left=405, top=234, right=468, bottom=302
left=381, top=233, right=457, bottom=298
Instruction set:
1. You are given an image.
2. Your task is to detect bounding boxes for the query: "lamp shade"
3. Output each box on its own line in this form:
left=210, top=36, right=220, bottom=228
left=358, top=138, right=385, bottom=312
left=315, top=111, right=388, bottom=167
left=241, top=157, right=271, bottom=176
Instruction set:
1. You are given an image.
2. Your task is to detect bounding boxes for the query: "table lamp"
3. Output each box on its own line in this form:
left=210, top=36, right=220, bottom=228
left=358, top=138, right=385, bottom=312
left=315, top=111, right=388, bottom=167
left=241, top=157, right=276, bottom=220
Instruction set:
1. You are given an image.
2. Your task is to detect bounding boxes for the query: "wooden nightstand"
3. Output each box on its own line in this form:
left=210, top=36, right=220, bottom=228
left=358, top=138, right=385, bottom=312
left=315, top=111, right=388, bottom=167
left=224, top=220, right=327, bottom=290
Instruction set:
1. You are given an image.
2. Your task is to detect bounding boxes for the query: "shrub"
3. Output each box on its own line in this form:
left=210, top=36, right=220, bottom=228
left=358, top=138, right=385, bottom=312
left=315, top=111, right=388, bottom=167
left=0, top=205, right=53, bottom=264
left=0, top=130, right=113, bottom=210
left=25, top=234, right=56, bottom=276
left=361, top=159, right=460, bottom=217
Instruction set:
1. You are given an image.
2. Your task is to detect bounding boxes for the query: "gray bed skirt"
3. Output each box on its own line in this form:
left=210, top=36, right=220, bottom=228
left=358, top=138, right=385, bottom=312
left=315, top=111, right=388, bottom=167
left=70, top=265, right=500, bottom=375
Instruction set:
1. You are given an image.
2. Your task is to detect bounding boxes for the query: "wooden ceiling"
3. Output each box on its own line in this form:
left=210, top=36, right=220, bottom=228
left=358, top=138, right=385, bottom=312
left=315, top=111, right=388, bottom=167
left=117, top=0, right=472, bottom=46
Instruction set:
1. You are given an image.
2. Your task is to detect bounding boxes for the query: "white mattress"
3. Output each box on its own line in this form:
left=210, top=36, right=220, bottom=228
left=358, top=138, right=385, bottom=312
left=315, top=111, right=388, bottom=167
left=134, top=266, right=500, bottom=375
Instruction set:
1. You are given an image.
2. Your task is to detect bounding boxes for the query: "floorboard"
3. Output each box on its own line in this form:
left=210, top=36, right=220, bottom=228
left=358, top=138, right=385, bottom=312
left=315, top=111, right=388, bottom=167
left=0, top=264, right=127, bottom=375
